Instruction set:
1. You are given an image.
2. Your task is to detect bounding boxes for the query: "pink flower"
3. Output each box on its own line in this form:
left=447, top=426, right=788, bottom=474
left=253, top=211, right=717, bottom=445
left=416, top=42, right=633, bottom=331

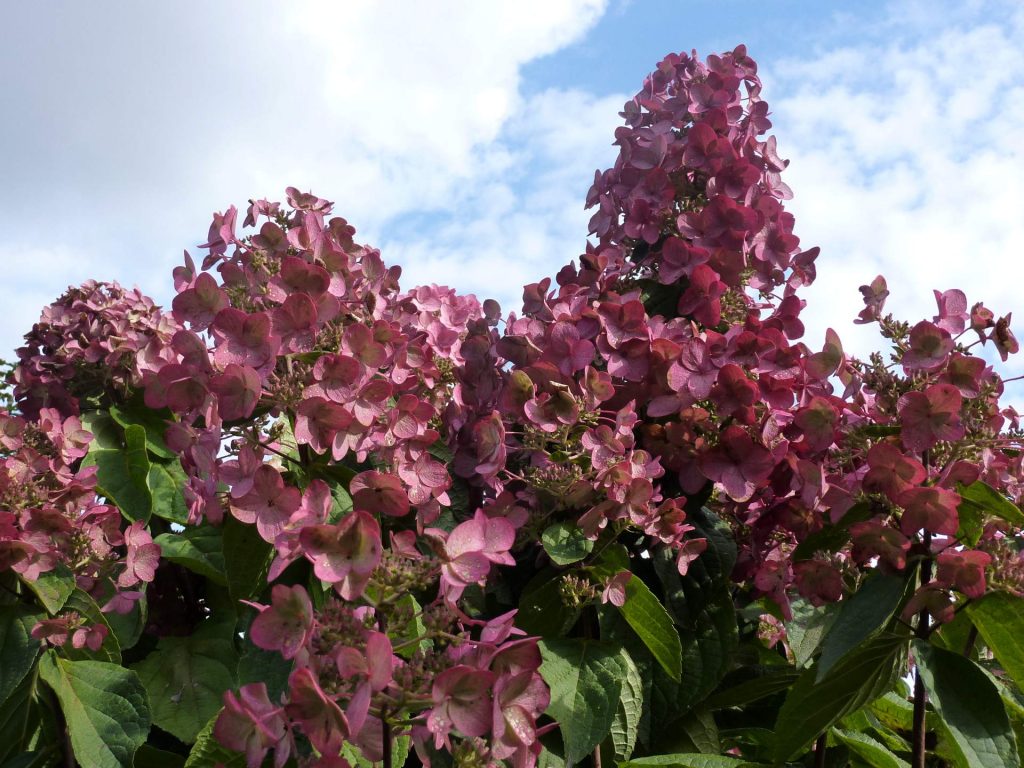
left=214, top=683, right=288, bottom=768
left=350, top=471, right=409, bottom=517
left=434, top=511, right=516, bottom=602
left=794, top=560, right=842, bottom=606
left=849, top=521, right=911, bottom=570
left=429, top=666, right=495, bottom=746
left=898, top=486, right=961, bottom=536
left=118, top=521, right=160, bottom=587
left=699, top=426, right=775, bottom=502
left=935, top=549, right=991, bottom=599
left=230, top=465, right=302, bottom=543
left=901, top=321, right=953, bottom=372
left=248, top=584, right=314, bottom=660
left=491, top=671, right=550, bottom=762
left=285, top=668, right=348, bottom=757
left=210, top=364, right=262, bottom=422
left=211, top=309, right=281, bottom=373
left=299, top=511, right=382, bottom=600
left=933, top=289, right=968, bottom=334
left=862, top=443, right=926, bottom=502
left=601, top=571, right=632, bottom=607
left=897, top=383, right=964, bottom=453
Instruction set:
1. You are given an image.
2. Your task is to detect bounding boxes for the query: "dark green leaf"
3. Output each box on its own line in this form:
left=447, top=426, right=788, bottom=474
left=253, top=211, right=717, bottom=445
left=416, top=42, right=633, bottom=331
left=618, top=574, right=682, bottom=682
left=517, top=573, right=579, bottom=638
left=223, top=515, right=272, bottom=602
left=786, top=598, right=837, bottom=669
left=90, top=425, right=152, bottom=523
left=968, top=592, right=1024, bottom=690
left=23, top=564, right=75, bottom=615
left=238, top=644, right=292, bottom=703
left=817, top=571, right=910, bottom=680
left=539, top=638, right=630, bottom=766
left=773, top=633, right=908, bottom=762
left=913, top=640, right=1019, bottom=768
left=705, top=668, right=800, bottom=709
left=611, top=647, right=643, bottom=761
left=38, top=652, right=151, bottom=768
left=155, top=526, right=227, bottom=585
left=0, top=605, right=42, bottom=709
left=108, top=403, right=175, bottom=459
left=542, top=522, right=593, bottom=565
left=103, top=595, right=147, bottom=653
left=80, top=412, right=122, bottom=450
left=620, top=756, right=765, bottom=768
left=131, top=624, right=238, bottom=743
left=958, top=481, right=1024, bottom=526
left=149, top=461, right=190, bottom=525
left=832, top=729, right=910, bottom=768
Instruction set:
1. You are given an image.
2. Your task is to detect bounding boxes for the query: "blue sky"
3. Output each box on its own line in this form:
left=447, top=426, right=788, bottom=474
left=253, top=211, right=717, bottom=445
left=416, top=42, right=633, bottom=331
left=2, top=0, right=1022, bottom=389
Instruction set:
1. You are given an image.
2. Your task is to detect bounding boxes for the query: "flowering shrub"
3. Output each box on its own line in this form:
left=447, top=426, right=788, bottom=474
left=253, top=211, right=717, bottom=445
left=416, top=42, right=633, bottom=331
left=2, top=44, right=1024, bottom=768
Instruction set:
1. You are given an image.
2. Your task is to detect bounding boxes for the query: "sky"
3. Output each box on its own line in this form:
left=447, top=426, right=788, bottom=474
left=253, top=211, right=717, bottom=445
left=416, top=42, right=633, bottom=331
left=2, top=0, right=1023, bottom=390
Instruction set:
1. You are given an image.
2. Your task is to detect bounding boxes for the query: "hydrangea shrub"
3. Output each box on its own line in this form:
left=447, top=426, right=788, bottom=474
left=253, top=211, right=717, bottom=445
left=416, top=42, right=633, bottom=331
left=2, top=45, right=1024, bottom=768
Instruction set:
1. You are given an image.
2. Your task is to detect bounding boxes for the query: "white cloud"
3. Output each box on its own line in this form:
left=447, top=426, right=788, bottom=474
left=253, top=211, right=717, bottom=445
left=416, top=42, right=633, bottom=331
left=0, top=0, right=608, bottom=356
left=767, top=1, right=1024, bottom=393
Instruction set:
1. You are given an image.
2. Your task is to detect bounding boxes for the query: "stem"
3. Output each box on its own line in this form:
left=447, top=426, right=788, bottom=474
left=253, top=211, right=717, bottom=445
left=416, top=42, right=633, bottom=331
left=382, top=710, right=392, bottom=768
left=814, top=733, right=827, bottom=768
left=592, top=744, right=603, bottom=768
left=963, top=625, right=979, bottom=657
left=911, top=531, right=933, bottom=768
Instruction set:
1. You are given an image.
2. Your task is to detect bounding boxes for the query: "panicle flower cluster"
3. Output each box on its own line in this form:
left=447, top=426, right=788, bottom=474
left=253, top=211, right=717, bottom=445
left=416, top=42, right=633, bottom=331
left=0, top=408, right=158, bottom=639
left=13, top=280, right=178, bottom=418
left=216, top=585, right=548, bottom=768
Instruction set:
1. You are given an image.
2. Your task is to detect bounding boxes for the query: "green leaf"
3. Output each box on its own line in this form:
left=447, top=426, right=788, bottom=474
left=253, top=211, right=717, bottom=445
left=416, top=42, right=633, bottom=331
left=968, top=592, right=1024, bottom=691
left=620, top=755, right=765, bottom=768
left=832, top=728, right=910, bottom=768
left=611, top=647, right=643, bottom=761
left=108, top=403, right=175, bottom=459
left=0, top=605, right=42, bottom=708
left=786, top=598, right=837, bottom=669
left=131, top=625, right=239, bottom=743
left=517, top=573, right=580, bottom=638
left=817, top=571, right=910, bottom=680
left=104, top=596, right=147, bottom=653
left=238, top=644, right=292, bottom=703
left=90, top=424, right=152, bottom=523
left=155, top=526, right=227, bottom=585
left=772, top=633, right=908, bottom=762
left=328, top=482, right=353, bottom=523
left=184, top=711, right=245, bottom=768
left=542, top=522, right=593, bottom=565
left=223, top=515, right=273, bottom=602
left=80, top=411, right=123, bottom=450
left=958, top=480, right=1024, bottom=526
left=342, top=735, right=411, bottom=768
left=618, top=574, right=682, bottom=682
left=38, top=651, right=150, bottom=768
left=539, top=638, right=630, bottom=766
left=148, top=460, right=190, bottom=525
left=23, top=563, right=75, bottom=615
left=913, top=640, right=1019, bottom=768
left=705, top=667, right=800, bottom=709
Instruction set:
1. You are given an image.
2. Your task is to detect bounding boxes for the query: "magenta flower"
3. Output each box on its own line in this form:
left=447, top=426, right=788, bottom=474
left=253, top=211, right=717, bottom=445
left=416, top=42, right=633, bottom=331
left=213, top=683, right=288, bottom=768
left=897, top=383, right=964, bottom=453
left=491, top=670, right=550, bottom=763
left=248, top=584, right=314, bottom=660
left=699, top=426, right=775, bottom=502
left=849, top=521, right=911, bottom=570
left=429, top=666, right=496, bottom=746
left=299, top=510, right=382, bottom=600
left=855, top=275, right=888, bottom=325
left=901, top=321, right=953, bottom=372
left=285, top=668, right=348, bottom=757
left=933, top=289, right=968, bottom=334
left=350, top=471, right=409, bottom=517
left=294, top=397, right=353, bottom=455
left=435, top=511, right=516, bottom=601
left=898, top=486, right=961, bottom=536
left=172, top=272, right=228, bottom=330
left=601, top=571, right=632, bottom=607
left=230, top=465, right=302, bottom=543
left=935, top=549, right=991, bottom=599
left=805, top=328, right=844, bottom=379
left=118, top=521, right=160, bottom=587
left=862, top=443, right=926, bottom=502
left=210, top=364, right=262, bottom=422
left=211, top=309, right=281, bottom=372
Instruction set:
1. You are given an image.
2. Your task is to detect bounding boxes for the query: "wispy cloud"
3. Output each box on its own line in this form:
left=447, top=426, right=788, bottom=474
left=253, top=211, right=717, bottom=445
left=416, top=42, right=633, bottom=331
left=767, top=0, right=1024, bottom=384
